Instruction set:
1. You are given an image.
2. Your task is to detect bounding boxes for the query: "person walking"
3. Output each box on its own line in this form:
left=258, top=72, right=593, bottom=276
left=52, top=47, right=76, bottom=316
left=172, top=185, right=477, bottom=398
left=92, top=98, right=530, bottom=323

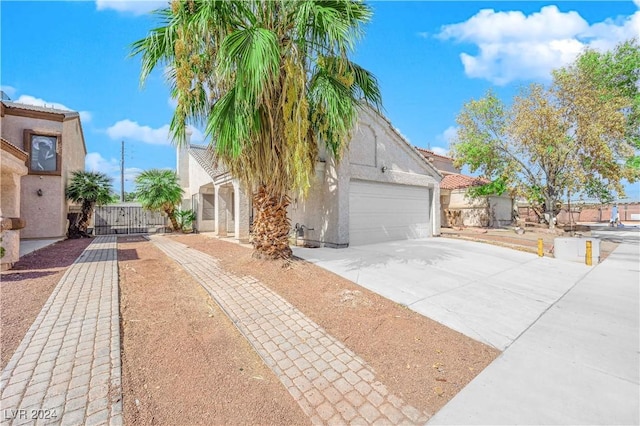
left=610, top=204, right=619, bottom=227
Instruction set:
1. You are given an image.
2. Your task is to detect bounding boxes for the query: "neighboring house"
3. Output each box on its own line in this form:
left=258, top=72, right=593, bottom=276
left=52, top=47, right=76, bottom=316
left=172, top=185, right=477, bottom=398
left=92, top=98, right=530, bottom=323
left=178, top=106, right=442, bottom=247
left=0, top=101, right=87, bottom=266
left=415, top=148, right=513, bottom=228
left=415, top=148, right=460, bottom=176
left=1, top=137, right=28, bottom=270
left=440, top=174, right=513, bottom=227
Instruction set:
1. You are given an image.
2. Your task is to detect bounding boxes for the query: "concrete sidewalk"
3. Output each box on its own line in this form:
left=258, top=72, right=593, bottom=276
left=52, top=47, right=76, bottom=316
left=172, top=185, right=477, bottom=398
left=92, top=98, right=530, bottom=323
left=429, top=242, right=639, bottom=425
left=1, top=236, right=123, bottom=426
left=294, top=239, right=639, bottom=424
left=19, top=238, right=64, bottom=257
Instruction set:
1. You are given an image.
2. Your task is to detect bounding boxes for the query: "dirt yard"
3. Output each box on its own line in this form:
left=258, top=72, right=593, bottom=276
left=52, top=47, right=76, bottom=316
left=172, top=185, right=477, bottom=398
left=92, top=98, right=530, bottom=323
left=0, top=238, right=92, bottom=369
left=117, top=236, right=309, bottom=425
left=170, top=234, right=499, bottom=415
left=2, top=233, right=502, bottom=424
left=441, top=226, right=619, bottom=261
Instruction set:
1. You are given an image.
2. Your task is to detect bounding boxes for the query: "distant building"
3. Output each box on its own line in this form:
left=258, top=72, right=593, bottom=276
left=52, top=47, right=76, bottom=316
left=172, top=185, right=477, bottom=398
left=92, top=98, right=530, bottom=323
left=415, top=148, right=513, bottom=228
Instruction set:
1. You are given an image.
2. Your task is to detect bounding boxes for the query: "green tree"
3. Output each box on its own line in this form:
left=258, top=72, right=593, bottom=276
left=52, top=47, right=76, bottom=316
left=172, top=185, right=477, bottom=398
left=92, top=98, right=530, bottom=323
left=451, top=41, right=638, bottom=228
left=567, top=38, right=640, bottom=169
left=134, top=169, right=184, bottom=231
left=132, top=0, right=381, bottom=259
left=66, top=171, right=113, bottom=238
left=122, top=191, right=138, bottom=202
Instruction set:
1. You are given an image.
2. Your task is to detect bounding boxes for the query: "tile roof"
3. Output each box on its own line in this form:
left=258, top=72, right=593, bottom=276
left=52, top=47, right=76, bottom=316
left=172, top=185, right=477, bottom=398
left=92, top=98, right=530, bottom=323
left=1, top=100, right=80, bottom=118
left=189, top=144, right=227, bottom=179
left=415, top=147, right=453, bottom=161
left=440, top=173, right=489, bottom=190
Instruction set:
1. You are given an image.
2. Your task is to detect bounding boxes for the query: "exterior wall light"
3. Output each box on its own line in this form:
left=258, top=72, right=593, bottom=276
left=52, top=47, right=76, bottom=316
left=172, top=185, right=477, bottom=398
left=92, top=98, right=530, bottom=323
left=36, top=189, right=43, bottom=196
left=381, top=166, right=388, bottom=173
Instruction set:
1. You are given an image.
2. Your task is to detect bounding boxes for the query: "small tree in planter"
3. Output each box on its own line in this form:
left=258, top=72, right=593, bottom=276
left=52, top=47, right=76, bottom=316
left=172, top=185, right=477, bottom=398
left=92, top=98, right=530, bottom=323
left=66, top=171, right=113, bottom=238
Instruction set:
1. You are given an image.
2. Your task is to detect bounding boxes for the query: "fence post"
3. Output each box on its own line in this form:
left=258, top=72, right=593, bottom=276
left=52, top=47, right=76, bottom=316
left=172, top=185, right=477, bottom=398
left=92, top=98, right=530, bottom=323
left=537, top=238, right=544, bottom=257
left=586, top=240, right=593, bottom=266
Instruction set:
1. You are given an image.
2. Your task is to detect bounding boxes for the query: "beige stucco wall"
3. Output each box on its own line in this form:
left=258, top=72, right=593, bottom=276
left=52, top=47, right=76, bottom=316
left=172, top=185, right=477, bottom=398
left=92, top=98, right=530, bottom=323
left=430, top=157, right=459, bottom=174
left=442, top=189, right=512, bottom=227
left=184, top=155, right=220, bottom=232
left=289, top=108, right=441, bottom=247
left=2, top=114, right=85, bottom=239
left=1, top=151, right=28, bottom=270
left=181, top=108, right=442, bottom=247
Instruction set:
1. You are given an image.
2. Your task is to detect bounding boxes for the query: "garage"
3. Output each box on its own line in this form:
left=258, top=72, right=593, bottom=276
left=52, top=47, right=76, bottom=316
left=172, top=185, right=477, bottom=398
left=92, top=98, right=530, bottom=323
left=349, top=180, right=431, bottom=246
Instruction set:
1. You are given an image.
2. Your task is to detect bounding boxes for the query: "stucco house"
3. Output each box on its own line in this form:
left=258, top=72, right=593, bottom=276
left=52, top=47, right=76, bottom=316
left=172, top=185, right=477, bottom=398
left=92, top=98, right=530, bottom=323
left=0, top=100, right=87, bottom=269
left=1, top=137, right=28, bottom=270
left=415, top=148, right=512, bottom=227
left=178, top=107, right=442, bottom=247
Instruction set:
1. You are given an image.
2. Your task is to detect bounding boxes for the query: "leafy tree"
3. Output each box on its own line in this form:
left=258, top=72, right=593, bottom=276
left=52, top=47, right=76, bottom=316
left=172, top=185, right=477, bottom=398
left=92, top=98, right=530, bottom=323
left=123, top=191, right=138, bottom=202
left=134, top=169, right=184, bottom=231
left=568, top=39, right=640, bottom=169
left=451, top=40, right=639, bottom=228
left=66, top=171, right=113, bottom=238
left=131, top=0, right=381, bottom=259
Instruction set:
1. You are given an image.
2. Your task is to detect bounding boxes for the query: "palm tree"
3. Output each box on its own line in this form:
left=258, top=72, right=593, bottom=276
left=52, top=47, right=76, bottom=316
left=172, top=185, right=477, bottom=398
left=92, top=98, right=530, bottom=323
left=132, top=0, right=381, bottom=259
left=134, top=169, right=184, bottom=231
left=66, top=171, right=113, bottom=238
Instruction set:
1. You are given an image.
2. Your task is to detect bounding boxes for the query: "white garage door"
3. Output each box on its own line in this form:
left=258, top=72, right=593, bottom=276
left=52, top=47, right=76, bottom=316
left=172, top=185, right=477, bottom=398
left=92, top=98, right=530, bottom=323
left=349, top=180, right=431, bottom=246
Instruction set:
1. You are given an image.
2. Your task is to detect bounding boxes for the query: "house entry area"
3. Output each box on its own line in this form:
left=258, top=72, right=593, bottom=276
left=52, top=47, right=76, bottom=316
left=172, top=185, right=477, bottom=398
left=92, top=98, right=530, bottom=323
left=94, top=205, right=167, bottom=235
left=348, top=180, right=431, bottom=245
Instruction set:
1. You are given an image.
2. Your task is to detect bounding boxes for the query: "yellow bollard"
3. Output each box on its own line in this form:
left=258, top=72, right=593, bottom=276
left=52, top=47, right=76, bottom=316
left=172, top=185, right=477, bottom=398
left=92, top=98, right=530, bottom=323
left=586, top=240, right=593, bottom=266
left=537, top=238, right=544, bottom=257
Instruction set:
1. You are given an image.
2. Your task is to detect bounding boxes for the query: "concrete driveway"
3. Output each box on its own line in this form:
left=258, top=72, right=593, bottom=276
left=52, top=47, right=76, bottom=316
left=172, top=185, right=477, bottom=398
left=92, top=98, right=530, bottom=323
left=294, top=237, right=591, bottom=351
left=293, top=238, right=640, bottom=424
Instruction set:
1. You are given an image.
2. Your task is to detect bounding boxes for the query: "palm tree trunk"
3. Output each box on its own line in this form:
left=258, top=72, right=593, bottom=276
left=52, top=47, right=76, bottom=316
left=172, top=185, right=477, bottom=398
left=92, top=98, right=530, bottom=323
left=165, top=207, right=180, bottom=232
left=78, top=201, right=94, bottom=233
left=251, top=185, right=292, bottom=260
left=68, top=201, right=94, bottom=239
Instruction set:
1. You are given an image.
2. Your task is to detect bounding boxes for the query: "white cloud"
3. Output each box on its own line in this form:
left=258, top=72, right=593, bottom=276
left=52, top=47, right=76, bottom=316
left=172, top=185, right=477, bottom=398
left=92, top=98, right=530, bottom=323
left=1, top=85, right=17, bottom=99
left=95, top=0, right=167, bottom=15
left=12, top=94, right=92, bottom=123
left=635, top=0, right=640, bottom=9
left=106, top=119, right=204, bottom=145
left=438, top=5, right=640, bottom=85
left=79, top=111, right=93, bottom=123
left=167, top=97, right=178, bottom=109
left=86, top=152, right=118, bottom=175
left=441, top=126, right=458, bottom=145
left=86, top=152, right=143, bottom=188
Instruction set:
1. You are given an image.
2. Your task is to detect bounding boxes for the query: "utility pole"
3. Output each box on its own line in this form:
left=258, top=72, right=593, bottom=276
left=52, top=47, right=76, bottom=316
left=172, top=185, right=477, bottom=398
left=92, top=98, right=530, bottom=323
left=120, top=140, right=125, bottom=203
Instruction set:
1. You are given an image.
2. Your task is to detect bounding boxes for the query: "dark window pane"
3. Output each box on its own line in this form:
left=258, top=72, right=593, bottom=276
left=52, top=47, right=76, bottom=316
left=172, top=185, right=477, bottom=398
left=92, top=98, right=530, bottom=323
left=31, top=135, right=57, bottom=171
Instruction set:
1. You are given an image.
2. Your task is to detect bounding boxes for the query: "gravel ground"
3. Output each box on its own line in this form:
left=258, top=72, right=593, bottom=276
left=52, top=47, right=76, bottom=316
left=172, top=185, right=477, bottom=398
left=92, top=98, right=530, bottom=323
left=118, top=236, right=310, bottom=425
left=1, top=238, right=92, bottom=370
left=171, top=234, right=499, bottom=415
left=2, top=234, right=501, bottom=423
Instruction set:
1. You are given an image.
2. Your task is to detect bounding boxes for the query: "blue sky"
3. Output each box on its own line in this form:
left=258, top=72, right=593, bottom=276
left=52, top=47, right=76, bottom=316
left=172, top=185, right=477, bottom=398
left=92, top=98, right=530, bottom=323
left=2, top=0, right=639, bottom=199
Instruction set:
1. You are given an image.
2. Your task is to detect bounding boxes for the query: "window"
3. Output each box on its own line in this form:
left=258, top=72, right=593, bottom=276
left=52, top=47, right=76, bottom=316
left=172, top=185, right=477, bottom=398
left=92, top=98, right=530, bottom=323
left=202, top=194, right=215, bottom=220
left=24, top=130, right=61, bottom=175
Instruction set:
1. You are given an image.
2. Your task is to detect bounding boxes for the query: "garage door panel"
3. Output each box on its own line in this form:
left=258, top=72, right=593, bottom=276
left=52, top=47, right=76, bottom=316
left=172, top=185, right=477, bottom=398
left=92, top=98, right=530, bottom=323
left=349, top=180, right=430, bottom=246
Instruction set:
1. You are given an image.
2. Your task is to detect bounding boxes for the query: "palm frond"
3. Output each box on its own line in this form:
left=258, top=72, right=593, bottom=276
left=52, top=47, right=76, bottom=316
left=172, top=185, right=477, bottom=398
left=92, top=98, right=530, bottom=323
left=66, top=171, right=113, bottom=205
left=134, top=169, right=184, bottom=212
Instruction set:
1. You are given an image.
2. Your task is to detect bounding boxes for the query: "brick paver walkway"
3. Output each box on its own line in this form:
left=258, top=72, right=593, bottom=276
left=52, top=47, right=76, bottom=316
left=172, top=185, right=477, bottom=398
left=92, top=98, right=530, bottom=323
left=1, top=236, right=122, bottom=426
left=151, top=235, right=431, bottom=425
